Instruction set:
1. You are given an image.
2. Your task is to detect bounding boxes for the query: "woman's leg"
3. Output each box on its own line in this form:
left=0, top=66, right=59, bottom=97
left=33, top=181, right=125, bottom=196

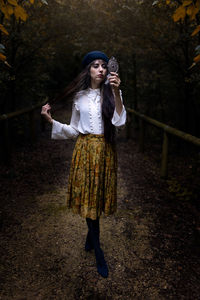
left=85, top=218, right=94, bottom=251
left=86, top=217, right=108, bottom=278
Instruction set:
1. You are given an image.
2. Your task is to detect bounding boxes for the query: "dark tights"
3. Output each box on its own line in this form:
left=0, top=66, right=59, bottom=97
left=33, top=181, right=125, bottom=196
left=85, top=218, right=108, bottom=278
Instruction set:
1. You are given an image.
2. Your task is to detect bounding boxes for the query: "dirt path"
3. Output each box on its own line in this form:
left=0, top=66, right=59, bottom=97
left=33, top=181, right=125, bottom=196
left=0, top=125, right=199, bottom=299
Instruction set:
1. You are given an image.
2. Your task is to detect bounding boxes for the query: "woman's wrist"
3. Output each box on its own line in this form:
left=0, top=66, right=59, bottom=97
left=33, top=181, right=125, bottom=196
left=112, top=87, right=120, bottom=96
left=113, top=88, right=121, bottom=103
left=43, top=115, right=53, bottom=124
left=113, top=88, right=123, bottom=115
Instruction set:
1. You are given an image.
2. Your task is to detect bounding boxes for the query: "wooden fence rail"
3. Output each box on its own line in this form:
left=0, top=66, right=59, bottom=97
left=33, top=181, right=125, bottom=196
left=1, top=102, right=200, bottom=174
left=127, top=108, right=200, bottom=178
left=0, top=98, right=47, bottom=164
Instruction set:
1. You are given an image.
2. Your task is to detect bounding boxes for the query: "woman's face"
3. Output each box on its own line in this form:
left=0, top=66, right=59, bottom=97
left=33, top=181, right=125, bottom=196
left=90, top=59, right=107, bottom=88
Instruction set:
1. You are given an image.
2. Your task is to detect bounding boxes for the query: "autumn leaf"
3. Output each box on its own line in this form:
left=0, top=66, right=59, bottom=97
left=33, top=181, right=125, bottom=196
left=1, top=4, right=11, bottom=19
left=0, top=24, right=9, bottom=35
left=191, top=25, right=200, bottom=36
left=194, top=54, right=200, bottom=63
left=14, top=5, right=28, bottom=21
left=0, top=53, right=6, bottom=61
left=186, top=5, right=199, bottom=20
left=182, top=0, right=193, bottom=7
left=7, top=5, right=14, bottom=15
left=30, top=0, right=35, bottom=3
left=7, top=0, right=18, bottom=6
left=173, top=5, right=186, bottom=22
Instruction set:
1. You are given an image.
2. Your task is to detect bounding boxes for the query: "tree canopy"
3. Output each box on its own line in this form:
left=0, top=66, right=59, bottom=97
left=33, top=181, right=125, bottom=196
left=0, top=0, right=200, bottom=137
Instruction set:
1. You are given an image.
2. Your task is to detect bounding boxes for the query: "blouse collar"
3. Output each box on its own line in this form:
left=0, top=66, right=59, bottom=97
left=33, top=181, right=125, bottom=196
left=86, top=88, right=101, bottom=103
left=87, top=87, right=100, bottom=97
left=88, top=87, right=100, bottom=93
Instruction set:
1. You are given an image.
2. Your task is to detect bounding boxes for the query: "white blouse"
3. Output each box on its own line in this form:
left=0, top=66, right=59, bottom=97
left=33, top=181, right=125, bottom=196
left=51, top=88, right=126, bottom=140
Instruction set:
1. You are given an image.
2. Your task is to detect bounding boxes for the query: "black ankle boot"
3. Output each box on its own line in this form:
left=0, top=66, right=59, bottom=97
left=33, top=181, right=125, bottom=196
left=86, top=218, right=108, bottom=278
left=95, top=246, right=108, bottom=278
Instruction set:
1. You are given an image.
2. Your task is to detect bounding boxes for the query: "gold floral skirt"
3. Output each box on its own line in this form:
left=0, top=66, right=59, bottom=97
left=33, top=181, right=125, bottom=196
left=66, top=134, right=117, bottom=220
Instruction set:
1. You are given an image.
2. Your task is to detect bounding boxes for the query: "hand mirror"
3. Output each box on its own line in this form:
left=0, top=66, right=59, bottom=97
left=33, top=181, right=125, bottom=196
left=105, top=56, right=119, bottom=84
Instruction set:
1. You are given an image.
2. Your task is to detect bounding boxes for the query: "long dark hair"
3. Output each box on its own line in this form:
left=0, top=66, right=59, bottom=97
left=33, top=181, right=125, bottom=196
left=50, top=62, right=116, bottom=144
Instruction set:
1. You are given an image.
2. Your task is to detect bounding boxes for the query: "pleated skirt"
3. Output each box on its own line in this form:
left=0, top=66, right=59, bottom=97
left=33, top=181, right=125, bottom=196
left=66, top=134, right=117, bottom=220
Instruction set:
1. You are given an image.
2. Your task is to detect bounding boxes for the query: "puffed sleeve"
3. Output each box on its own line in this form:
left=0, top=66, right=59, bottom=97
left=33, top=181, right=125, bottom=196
left=111, top=90, right=126, bottom=127
left=51, top=101, right=79, bottom=140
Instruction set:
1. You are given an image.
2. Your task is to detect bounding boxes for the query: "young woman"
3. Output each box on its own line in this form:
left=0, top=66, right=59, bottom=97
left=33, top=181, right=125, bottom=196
left=41, top=51, right=126, bottom=278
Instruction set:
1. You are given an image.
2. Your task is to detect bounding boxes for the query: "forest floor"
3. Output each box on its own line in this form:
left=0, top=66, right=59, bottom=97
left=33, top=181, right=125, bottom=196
left=0, top=112, right=200, bottom=300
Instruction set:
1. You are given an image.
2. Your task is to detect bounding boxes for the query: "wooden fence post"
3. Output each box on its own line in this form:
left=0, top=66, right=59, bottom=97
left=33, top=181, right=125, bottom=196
left=139, top=118, right=145, bottom=152
left=161, top=129, right=169, bottom=178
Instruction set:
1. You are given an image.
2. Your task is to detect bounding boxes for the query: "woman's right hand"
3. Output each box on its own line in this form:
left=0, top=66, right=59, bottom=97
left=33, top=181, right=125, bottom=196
left=41, top=103, right=53, bottom=124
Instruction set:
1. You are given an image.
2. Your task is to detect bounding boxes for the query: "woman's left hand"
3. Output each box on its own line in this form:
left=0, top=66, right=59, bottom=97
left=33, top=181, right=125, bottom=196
left=108, top=72, right=121, bottom=93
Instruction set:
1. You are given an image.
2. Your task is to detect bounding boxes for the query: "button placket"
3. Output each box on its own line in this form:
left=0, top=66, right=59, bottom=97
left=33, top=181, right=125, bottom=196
left=88, top=89, right=102, bottom=134
left=89, top=96, right=94, bottom=133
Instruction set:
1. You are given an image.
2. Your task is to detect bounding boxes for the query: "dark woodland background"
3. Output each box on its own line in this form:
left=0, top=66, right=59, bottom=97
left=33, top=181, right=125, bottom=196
left=1, top=0, right=200, bottom=137
left=1, top=1, right=200, bottom=299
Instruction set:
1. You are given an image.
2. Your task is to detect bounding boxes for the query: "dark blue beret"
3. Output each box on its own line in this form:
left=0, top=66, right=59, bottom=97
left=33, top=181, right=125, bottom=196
left=82, top=51, right=109, bottom=68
